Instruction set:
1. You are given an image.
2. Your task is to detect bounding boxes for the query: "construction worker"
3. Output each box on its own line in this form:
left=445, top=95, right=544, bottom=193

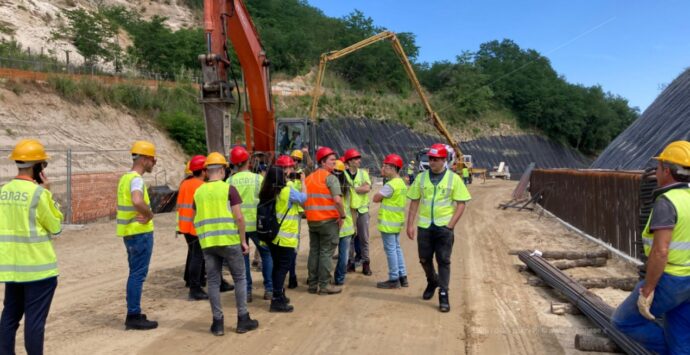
left=117, top=140, right=158, bottom=330
left=374, top=154, right=409, bottom=289
left=287, top=150, right=308, bottom=288
left=612, top=141, right=690, bottom=354
left=406, top=160, right=416, bottom=185
left=227, top=146, right=273, bottom=303
left=343, top=148, right=373, bottom=276
left=332, top=160, right=354, bottom=285
left=0, top=139, right=63, bottom=354
left=291, top=147, right=314, bottom=176
left=193, top=152, right=258, bottom=336
left=260, top=155, right=306, bottom=312
left=461, top=165, right=471, bottom=185
left=406, top=143, right=471, bottom=313
left=177, top=155, right=209, bottom=301
left=305, top=147, right=347, bottom=295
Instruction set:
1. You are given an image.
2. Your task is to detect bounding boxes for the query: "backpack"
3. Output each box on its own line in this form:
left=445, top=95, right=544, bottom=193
left=256, top=198, right=289, bottom=245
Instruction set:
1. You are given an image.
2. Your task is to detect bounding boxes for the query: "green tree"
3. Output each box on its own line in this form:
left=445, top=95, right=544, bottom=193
left=53, top=9, right=121, bottom=65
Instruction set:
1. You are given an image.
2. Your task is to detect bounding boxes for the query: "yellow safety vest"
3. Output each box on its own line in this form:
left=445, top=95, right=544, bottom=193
left=0, top=179, right=63, bottom=282
left=346, top=169, right=370, bottom=213
left=193, top=180, right=240, bottom=249
left=642, top=187, right=690, bottom=276
left=340, top=193, right=354, bottom=238
left=417, top=170, right=456, bottom=229
left=274, top=182, right=300, bottom=248
left=378, top=177, right=407, bottom=234
left=117, top=172, right=154, bottom=237
left=462, top=168, right=470, bottom=178
left=228, top=171, right=262, bottom=232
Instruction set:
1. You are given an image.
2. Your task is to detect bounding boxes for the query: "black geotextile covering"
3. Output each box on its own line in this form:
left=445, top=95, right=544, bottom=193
left=591, top=68, right=690, bottom=170
left=315, top=118, right=590, bottom=179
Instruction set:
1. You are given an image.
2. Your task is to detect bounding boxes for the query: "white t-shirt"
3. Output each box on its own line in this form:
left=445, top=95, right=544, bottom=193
left=379, top=184, right=394, bottom=198
left=130, top=174, right=144, bottom=193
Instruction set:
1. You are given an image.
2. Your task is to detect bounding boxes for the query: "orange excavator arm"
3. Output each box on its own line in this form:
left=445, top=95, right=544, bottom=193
left=200, top=0, right=275, bottom=154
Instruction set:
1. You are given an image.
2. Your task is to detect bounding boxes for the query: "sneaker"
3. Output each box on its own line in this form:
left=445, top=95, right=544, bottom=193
left=220, top=280, right=234, bottom=293
left=263, top=291, right=273, bottom=301
left=307, top=286, right=318, bottom=294
left=376, top=279, right=401, bottom=289
left=422, top=281, right=438, bottom=300
left=236, top=313, right=259, bottom=334
left=210, top=317, right=224, bottom=336
left=189, top=287, right=209, bottom=301
left=318, top=285, right=342, bottom=295
left=439, top=289, right=450, bottom=313
left=399, top=276, right=409, bottom=288
left=269, top=295, right=294, bottom=313
left=125, top=314, right=158, bottom=330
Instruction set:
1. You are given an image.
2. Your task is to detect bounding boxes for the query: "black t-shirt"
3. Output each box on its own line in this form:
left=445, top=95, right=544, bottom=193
left=428, top=169, right=446, bottom=186
left=650, top=196, right=677, bottom=231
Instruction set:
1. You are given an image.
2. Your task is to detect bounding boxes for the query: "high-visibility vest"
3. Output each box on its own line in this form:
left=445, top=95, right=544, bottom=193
left=339, top=193, right=354, bottom=238
left=177, top=177, right=204, bottom=235
left=642, top=187, right=690, bottom=276
left=345, top=169, right=370, bottom=213
left=117, top=172, right=154, bottom=237
left=274, top=182, right=300, bottom=248
left=0, top=179, right=63, bottom=282
left=305, top=169, right=339, bottom=222
left=193, top=180, right=240, bottom=249
left=417, top=170, right=456, bottom=229
left=228, top=171, right=262, bottom=232
left=378, top=177, right=407, bottom=234
left=462, top=168, right=470, bottom=178
left=294, top=168, right=304, bottom=214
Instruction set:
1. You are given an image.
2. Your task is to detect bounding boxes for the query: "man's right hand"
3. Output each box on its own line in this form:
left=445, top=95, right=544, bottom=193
left=136, top=213, right=152, bottom=224
left=337, top=217, right=344, bottom=229
left=406, top=225, right=416, bottom=240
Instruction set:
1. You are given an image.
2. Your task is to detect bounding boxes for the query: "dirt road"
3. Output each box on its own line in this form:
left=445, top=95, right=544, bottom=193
left=1, top=179, right=635, bottom=354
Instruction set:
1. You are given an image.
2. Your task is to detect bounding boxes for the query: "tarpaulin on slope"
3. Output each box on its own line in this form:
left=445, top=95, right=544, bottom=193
left=591, top=68, right=690, bottom=170
left=316, top=118, right=590, bottom=179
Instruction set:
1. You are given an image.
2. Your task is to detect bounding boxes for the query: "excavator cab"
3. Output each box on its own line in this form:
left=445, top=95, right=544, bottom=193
left=274, top=118, right=317, bottom=157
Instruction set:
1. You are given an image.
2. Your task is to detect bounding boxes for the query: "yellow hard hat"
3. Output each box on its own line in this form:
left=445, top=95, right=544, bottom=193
left=184, top=161, right=192, bottom=175
left=205, top=152, right=229, bottom=167
left=131, top=140, right=156, bottom=157
left=290, top=149, right=303, bottom=160
left=334, top=160, right=346, bottom=172
left=655, top=141, right=690, bottom=167
left=9, top=139, right=49, bottom=162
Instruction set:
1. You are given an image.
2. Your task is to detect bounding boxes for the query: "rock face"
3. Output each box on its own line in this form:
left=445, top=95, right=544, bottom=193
left=316, top=118, right=590, bottom=178
left=591, top=68, right=690, bottom=170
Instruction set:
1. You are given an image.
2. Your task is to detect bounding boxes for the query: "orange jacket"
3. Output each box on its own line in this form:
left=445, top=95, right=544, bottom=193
left=305, top=168, right=339, bottom=222
left=177, top=177, right=204, bottom=235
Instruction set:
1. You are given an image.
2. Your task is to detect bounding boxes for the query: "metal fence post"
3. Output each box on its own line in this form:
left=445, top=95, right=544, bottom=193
left=66, top=148, right=72, bottom=224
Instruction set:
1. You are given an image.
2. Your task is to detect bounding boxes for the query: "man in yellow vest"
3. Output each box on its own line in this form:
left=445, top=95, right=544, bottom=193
left=117, top=140, right=158, bottom=330
left=228, top=146, right=273, bottom=303
left=193, top=152, right=258, bottom=335
left=343, top=148, right=373, bottom=276
left=406, top=143, right=471, bottom=313
left=0, top=139, right=63, bottom=354
left=612, top=141, right=690, bottom=354
left=374, top=154, right=409, bottom=289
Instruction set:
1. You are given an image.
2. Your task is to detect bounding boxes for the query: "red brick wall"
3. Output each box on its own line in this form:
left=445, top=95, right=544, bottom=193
left=70, top=172, right=122, bottom=224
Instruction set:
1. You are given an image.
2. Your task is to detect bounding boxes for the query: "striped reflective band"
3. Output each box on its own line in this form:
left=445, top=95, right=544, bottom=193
left=0, top=235, right=51, bottom=243
left=117, top=218, right=137, bottom=225
left=643, top=238, right=690, bottom=250
left=177, top=203, right=193, bottom=209
left=198, top=229, right=239, bottom=239
left=0, top=263, right=58, bottom=272
left=277, top=230, right=299, bottom=239
left=380, top=205, right=405, bottom=212
left=280, top=215, right=301, bottom=221
left=178, top=216, right=194, bottom=222
left=117, top=205, right=137, bottom=211
left=304, top=205, right=337, bottom=211
left=194, top=217, right=236, bottom=228
left=308, top=193, right=333, bottom=199
left=378, top=220, right=404, bottom=227
left=28, top=186, right=44, bottom=238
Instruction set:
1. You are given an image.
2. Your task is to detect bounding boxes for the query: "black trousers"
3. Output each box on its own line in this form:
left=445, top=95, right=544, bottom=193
left=417, top=225, right=455, bottom=290
left=269, top=243, right=295, bottom=297
left=184, top=234, right=205, bottom=289
left=0, top=277, right=58, bottom=355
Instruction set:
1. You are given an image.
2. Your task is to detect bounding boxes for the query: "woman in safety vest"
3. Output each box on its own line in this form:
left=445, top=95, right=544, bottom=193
left=332, top=160, right=354, bottom=285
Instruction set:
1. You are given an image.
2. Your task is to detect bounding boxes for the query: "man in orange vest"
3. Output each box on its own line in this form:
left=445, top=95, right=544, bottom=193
left=177, top=155, right=209, bottom=301
left=305, top=147, right=347, bottom=295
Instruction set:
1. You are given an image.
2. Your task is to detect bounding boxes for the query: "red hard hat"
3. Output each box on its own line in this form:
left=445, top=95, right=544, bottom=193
left=339, top=156, right=346, bottom=163
left=189, top=155, right=206, bottom=172
left=275, top=155, right=296, bottom=168
left=383, top=154, right=403, bottom=169
left=230, top=146, right=249, bottom=165
left=316, top=146, right=336, bottom=162
left=343, top=148, right=361, bottom=162
left=427, top=144, right=448, bottom=158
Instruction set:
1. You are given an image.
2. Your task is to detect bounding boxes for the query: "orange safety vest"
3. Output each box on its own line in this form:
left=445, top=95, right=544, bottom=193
left=305, top=168, right=339, bottom=222
left=177, top=177, right=204, bottom=235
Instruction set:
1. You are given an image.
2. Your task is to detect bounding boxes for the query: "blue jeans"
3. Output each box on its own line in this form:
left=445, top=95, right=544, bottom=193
left=123, top=232, right=154, bottom=315
left=334, top=236, right=352, bottom=284
left=382, top=232, right=407, bottom=281
left=612, top=273, right=690, bottom=354
left=0, top=277, right=58, bottom=355
left=244, top=232, right=273, bottom=293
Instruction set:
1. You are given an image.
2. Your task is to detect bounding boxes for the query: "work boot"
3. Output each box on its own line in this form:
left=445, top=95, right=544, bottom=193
left=362, top=262, right=372, bottom=276
left=422, top=281, right=438, bottom=300
left=439, top=289, right=450, bottom=312
left=247, top=291, right=253, bottom=303
left=377, top=279, right=401, bottom=289
left=399, top=275, right=409, bottom=288
left=125, top=314, right=158, bottom=330
left=189, top=287, right=209, bottom=301
left=263, top=291, right=273, bottom=301
left=220, top=279, right=234, bottom=292
left=318, top=285, right=342, bottom=295
left=210, top=317, right=224, bottom=336
left=346, top=262, right=356, bottom=273
left=288, top=275, right=298, bottom=289
left=307, top=286, right=318, bottom=294
left=270, top=294, right=294, bottom=313
left=236, top=313, right=259, bottom=334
